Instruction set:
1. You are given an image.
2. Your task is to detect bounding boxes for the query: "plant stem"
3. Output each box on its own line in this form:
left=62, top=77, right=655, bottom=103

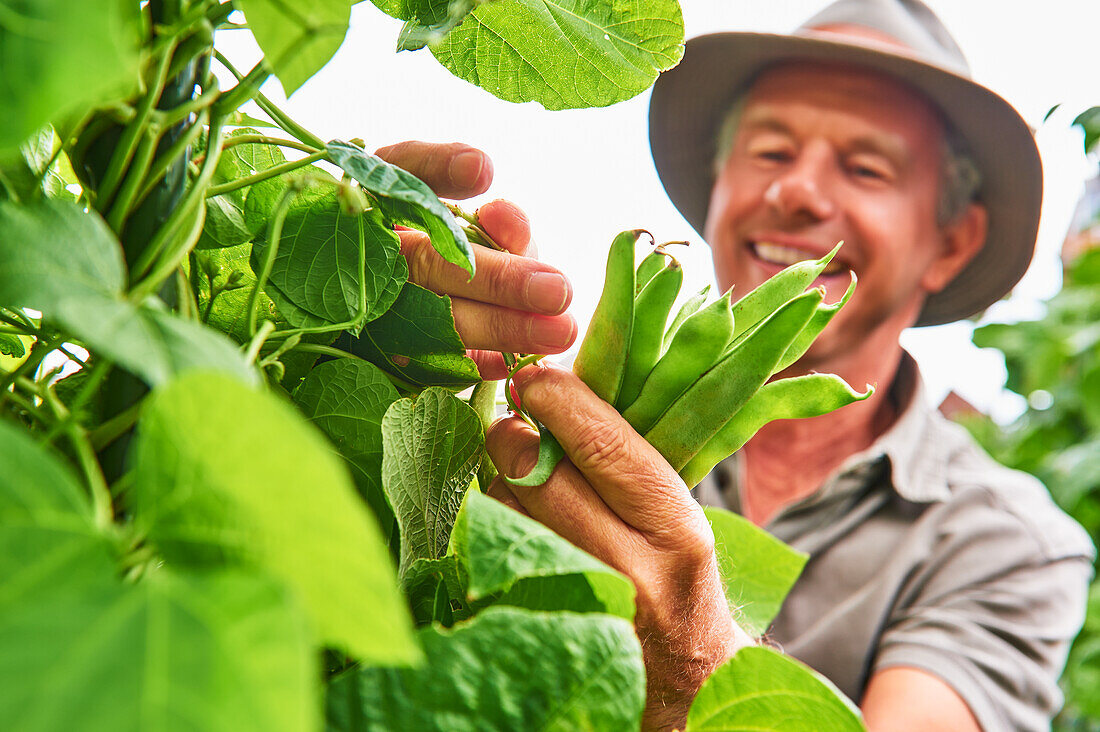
left=130, top=113, right=227, bottom=294
left=97, top=38, right=178, bottom=210
left=248, top=187, right=296, bottom=336
left=107, top=126, right=162, bottom=231
left=134, top=107, right=209, bottom=208
left=243, top=320, right=276, bottom=364
left=206, top=149, right=326, bottom=198
left=220, top=133, right=320, bottom=155
left=89, top=401, right=143, bottom=452
left=213, top=59, right=271, bottom=118
left=213, top=51, right=326, bottom=149
left=153, top=83, right=219, bottom=129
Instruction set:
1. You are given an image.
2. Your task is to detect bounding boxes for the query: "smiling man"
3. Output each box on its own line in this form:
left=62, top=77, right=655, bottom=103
left=381, top=0, right=1094, bottom=729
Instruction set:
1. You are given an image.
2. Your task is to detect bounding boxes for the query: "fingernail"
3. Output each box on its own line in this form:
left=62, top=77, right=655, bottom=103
left=529, top=315, right=576, bottom=352
left=511, top=362, right=543, bottom=392
left=526, top=272, right=569, bottom=314
left=448, top=151, right=483, bottom=189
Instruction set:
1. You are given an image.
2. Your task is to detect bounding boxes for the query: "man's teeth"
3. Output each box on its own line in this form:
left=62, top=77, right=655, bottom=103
left=753, top=242, right=845, bottom=274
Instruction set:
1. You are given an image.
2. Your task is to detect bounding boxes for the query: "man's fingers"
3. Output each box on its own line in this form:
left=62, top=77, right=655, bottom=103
left=510, top=361, right=707, bottom=546
left=467, top=350, right=509, bottom=380
left=485, top=416, right=640, bottom=570
left=476, top=199, right=532, bottom=255
left=451, top=299, right=576, bottom=354
left=485, top=479, right=531, bottom=517
left=399, top=229, right=572, bottom=315
left=374, top=141, right=493, bottom=199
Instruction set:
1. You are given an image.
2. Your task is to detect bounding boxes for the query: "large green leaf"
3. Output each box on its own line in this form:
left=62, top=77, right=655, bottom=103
left=0, top=562, right=319, bottom=732
left=326, top=607, right=646, bottom=731
left=326, top=140, right=475, bottom=276
left=394, top=0, right=483, bottom=52
left=237, top=0, right=352, bottom=96
left=451, top=490, right=635, bottom=619
left=0, top=0, right=141, bottom=152
left=293, top=358, right=401, bottom=536
left=704, top=507, right=807, bottom=638
left=381, top=387, right=483, bottom=576
left=251, top=186, right=406, bottom=327
left=686, top=646, right=864, bottom=731
left=0, top=199, right=256, bottom=385
left=428, top=0, right=685, bottom=110
left=343, top=281, right=481, bottom=388
left=127, top=372, right=419, bottom=664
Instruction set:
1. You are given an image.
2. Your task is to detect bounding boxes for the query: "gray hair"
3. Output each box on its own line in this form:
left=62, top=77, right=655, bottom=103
left=712, top=96, right=982, bottom=227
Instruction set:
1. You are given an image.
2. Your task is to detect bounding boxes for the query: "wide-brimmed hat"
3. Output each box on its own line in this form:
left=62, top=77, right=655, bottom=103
left=648, top=0, right=1042, bottom=327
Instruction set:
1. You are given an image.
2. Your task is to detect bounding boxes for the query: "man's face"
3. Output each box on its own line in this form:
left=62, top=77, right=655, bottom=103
left=705, top=63, right=965, bottom=367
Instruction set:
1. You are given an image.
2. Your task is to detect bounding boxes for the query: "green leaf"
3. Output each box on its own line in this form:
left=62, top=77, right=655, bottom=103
left=127, top=372, right=419, bottom=664
left=0, top=417, right=93, bottom=527
left=396, top=0, right=483, bottom=52
left=343, top=281, right=481, bottom=388
left=237, top=0, right=352, bottom=96
left=403, top=555, right=470, bottom=625
left=0, top=562, right=319, bottom=732
left=251, top=186, right=407, bottom=327
left=686, top=646, right=864, bottom=731
left=451, top=491, right=635, bottom=619
left=704, top=507, right=807, bottom=638
left=0, top=333, right=25, bottom=357
left=381, top=387, right=483, bottom=576
left=0, top=0, right=141, bottom=152
left=326, top=140, right=475, bottom=276
left=197, top=192, right=253, bottom=249
left=1072, top=107, right=1100, bottom=154
left=293, top=358, right=401, bottom=537
left=326, top=607, right=646, bottom=731
left=428, top=0, right=685, bottom=110
left=0, top=199, right=256, bottom=386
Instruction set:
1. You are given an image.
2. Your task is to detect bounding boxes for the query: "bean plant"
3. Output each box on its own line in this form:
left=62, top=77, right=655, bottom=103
left=1, top=1, right=868, bottom=729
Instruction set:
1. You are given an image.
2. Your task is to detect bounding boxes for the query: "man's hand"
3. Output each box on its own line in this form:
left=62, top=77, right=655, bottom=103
left=485, top=360, right=755, bottom=731
left=374, top=142, right=577, bottom=379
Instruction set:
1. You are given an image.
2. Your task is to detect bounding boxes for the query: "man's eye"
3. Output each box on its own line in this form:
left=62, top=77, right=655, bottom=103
left=849, top=160, right=891, bottom=181
left=755, top=149, right=792, bottom=163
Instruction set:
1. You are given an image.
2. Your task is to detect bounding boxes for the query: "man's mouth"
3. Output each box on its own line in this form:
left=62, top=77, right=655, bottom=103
left=750, top=242, right=847, bottom=275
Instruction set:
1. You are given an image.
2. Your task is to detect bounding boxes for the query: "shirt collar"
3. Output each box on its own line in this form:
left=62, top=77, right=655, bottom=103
left=834, top=351, right=953, bottom=504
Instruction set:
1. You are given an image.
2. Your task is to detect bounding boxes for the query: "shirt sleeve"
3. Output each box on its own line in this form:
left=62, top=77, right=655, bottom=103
left=872, top=484, right=1094, bottom=732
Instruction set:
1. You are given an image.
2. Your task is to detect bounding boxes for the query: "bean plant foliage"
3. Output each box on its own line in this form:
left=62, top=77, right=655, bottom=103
left=0, top=1, right=865, bottom=729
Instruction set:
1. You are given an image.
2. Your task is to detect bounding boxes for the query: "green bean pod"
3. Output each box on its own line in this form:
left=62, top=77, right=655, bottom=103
left=504, top=422, right=566, bottom=487
left=644, top=288, right=823, bottom=470
left=616, top=260, right=683, bottom=409
left=662, top=283, right=710, bottom=353
left=678, top=374, right=874, bottom=488
left=728, top=242, right=842, bottom=348
left=635, top=249, right=666, bottom=294
left=621, top=289, right=734, bottom=435
left=773, top=271, right=857, bottom=374
left=573, top=229, right=645, bottom=405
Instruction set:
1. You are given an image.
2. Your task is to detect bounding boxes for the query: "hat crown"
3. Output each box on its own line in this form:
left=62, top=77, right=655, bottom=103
left=800, top=0, right=970, bottom=75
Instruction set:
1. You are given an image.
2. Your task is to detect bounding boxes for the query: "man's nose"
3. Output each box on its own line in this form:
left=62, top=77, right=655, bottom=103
left=762, top=147, right=836, bottom=222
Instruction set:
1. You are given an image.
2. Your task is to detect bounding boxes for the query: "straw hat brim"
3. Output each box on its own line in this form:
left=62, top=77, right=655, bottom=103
left=648, top=32, right=1042, bottom=327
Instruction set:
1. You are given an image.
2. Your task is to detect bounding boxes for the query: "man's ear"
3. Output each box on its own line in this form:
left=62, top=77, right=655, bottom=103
left=922, top=202, right=989, bottom=293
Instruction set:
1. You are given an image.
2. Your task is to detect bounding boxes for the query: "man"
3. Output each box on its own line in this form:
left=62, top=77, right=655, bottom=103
left=379, top=1, right=1094, bottom=729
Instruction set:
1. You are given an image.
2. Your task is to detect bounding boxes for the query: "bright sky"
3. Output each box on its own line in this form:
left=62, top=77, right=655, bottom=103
left=220, top=0, right=1100, bottom=423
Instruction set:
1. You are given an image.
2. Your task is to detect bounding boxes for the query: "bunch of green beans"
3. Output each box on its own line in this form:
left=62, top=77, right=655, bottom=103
left=504, top=230, right=872, bottom=488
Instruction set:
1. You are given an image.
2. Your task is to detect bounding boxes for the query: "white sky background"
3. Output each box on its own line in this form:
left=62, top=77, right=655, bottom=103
left=219, top=0, right=1100, bottom=423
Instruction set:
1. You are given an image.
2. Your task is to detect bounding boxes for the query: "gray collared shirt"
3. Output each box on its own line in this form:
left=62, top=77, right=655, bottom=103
left=694, top=356, right=1095, bottom=731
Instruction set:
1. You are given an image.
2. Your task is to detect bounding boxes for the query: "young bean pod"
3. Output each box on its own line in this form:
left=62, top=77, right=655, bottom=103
left=621, top=289, right=734, bottom=435
left=727, top=242, right=842, bottom=349
left=644, top=288, right=823, bottom=470
left=772, top=271, right=857, bottom=374
left=616, top=259, right=683, bottom=409
left=678, top=373, right=874, bottom=488
left=635, top=249, right=666, bottom=294
left=662, top=283, right=710, bottom=352
left=573, top=229, right=647, bottom=405
left=503, top=423, right=566, bottom=487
